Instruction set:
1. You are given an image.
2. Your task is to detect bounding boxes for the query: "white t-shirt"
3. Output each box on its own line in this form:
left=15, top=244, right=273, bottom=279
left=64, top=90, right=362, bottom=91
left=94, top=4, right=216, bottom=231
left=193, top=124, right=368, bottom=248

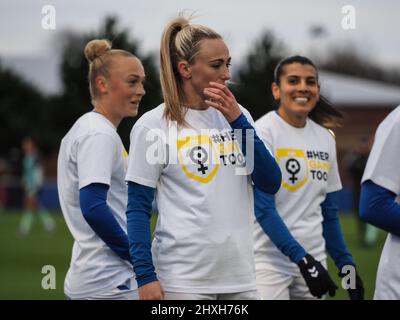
left=126, top=103, right=257, bottom=293
left=361, top=105, right=400, bottom=300
left=57, top=111, right=135, bottom=299
left=254, top=111, right=342, bottom=275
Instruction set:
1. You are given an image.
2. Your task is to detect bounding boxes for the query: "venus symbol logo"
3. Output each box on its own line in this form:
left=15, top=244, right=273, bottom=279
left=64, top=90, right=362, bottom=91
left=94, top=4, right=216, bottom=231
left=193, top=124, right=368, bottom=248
left=286, top=158, right=301, bottom=184
left=177, top=135, right=219, bottom=184
left=276, top=149, right=309, bottom=192
left=189, top=146, right=209, bottom=175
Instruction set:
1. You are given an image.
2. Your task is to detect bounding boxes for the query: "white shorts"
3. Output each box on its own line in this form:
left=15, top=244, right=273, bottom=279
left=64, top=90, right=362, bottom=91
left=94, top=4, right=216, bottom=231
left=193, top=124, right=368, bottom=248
left=66, top=279, right=139, bottom=300
left=256, top=268, right=323, bottom=300
left=164, top=290, right=260, bottom=300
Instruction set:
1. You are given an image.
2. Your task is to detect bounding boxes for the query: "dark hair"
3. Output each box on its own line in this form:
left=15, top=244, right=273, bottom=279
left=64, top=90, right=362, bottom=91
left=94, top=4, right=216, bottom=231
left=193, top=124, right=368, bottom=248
left=274, top=55, right=343, bottom=129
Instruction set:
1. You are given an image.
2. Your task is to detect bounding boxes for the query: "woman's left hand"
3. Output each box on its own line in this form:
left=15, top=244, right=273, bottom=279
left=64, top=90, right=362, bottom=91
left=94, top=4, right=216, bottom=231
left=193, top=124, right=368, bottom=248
left=204, top=82, right=242, bottom=123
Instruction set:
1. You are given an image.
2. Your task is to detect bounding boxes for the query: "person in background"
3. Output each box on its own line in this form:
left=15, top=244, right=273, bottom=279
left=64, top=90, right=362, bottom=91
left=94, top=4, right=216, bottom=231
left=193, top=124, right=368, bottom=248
left=347, top=136, right=377, bottom=247
left=18, top=136, right=55, bottom=235
left=0, top=157, right=8, bottom=213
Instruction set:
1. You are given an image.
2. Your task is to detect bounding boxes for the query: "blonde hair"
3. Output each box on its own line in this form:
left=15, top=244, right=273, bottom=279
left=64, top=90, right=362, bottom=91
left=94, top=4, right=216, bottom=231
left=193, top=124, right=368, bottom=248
left=160, top=17, right=222, bottom=126
left=84, top=39, right=136, bottom=104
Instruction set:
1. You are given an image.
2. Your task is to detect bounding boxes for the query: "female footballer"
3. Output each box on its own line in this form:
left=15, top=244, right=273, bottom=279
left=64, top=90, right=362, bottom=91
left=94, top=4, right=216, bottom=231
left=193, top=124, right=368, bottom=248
left=125, top=16, right=282, bottom=300
left=57, top=39, right=145, bottom=299
left=253, top=56, right=364, bottom=300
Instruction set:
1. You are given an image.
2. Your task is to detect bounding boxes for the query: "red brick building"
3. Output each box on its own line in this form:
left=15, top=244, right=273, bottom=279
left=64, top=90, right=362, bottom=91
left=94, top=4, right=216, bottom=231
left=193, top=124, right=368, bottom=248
left=319, top=71, right=400, bottom=209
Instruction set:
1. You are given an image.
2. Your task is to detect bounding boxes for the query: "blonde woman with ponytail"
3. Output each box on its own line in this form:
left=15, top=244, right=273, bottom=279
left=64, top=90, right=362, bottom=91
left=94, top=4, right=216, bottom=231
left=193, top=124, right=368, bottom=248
left=57, top=39, right=145, bottom=299
left=125, top=16, right=281, bottom=300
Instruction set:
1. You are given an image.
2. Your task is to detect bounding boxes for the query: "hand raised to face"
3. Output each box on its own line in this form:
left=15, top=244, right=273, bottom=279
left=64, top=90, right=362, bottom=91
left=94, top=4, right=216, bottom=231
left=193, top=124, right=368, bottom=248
left=204, top=82, right=242, bottom=123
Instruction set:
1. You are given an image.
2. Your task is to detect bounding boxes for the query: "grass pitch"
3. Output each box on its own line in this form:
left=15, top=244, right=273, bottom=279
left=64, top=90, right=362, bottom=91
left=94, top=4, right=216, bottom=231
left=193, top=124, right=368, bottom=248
left=0, top=210, right=386, bottom=299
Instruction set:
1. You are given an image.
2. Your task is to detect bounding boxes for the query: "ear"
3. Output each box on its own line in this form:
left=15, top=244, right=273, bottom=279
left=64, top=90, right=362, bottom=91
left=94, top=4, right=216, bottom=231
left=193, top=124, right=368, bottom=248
left=95, top=75, right=108, bottom=94
left=271, top=82, right=280, bottom=101
left=177, top=60, right=192, bottom=80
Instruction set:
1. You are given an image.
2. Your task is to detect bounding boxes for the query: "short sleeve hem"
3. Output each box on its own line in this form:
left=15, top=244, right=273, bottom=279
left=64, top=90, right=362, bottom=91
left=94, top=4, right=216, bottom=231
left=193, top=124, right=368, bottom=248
left=78, top=177, right=110, bottom=190
left=125, top=175, right=157, bottom=188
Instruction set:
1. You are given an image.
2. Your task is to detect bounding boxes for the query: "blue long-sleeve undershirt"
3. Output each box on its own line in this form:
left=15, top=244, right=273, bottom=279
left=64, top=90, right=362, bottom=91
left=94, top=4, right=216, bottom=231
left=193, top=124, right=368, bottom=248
left=126, top=181, right=157, bottom=287
left=321, top=191, right=354, bottom=269
left=360, top=180, right=400, bottom=237
left=79, top=183, right=131, bottom=262
left=229, top=113, right=282, bottom=195
left=254, top=186, right=307, bottom=264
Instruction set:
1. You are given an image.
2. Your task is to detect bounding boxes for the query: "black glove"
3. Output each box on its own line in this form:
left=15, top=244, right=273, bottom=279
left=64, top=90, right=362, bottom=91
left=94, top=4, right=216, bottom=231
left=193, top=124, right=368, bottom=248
left=338, top=265, right=365, bottom=300
left=298, top=254, right=338, bottom=299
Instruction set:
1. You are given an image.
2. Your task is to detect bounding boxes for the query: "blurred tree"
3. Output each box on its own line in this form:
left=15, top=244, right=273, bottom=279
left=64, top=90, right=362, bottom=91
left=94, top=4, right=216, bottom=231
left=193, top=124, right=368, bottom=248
left=309, top=25, right=328, bottom=38
left=232, top=31, right=286, bottom=121
left=0, top=62, right=49, bottom=156
left=319, top=45, right=400, bottom=86
left=51, top=16, right=162, bottom=150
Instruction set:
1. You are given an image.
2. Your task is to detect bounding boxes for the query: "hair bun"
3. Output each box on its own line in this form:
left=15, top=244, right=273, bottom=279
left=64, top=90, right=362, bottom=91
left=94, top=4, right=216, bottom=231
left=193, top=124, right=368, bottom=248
left=84, top=39, right=112, bottom=63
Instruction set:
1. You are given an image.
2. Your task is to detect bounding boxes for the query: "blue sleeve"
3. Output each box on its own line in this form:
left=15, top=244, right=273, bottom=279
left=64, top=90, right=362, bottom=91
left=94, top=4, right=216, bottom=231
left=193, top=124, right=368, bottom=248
left=230, top=113, right=282, bottom=194
left=79, top=183, right=131, bottom=262
left=126, top=181, right=157, bottom=287
left=360, top=180, right=400, bottom=237
left=254, top=186, right=307, bottom=264
left=321, top=191, right=354, bottom=269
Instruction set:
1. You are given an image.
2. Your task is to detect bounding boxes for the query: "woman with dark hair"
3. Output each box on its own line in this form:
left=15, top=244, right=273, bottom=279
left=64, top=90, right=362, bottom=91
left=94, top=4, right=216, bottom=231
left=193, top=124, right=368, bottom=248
left=253, top=55, right=364, bottom=300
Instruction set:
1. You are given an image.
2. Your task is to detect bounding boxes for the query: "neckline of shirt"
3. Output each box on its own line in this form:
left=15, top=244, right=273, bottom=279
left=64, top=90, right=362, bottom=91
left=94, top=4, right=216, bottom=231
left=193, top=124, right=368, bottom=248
left=90, top=110, right=117, bottom=131
left=273, top=110, right=309, bottom=131
left=186, top=105, right=213, bottom=113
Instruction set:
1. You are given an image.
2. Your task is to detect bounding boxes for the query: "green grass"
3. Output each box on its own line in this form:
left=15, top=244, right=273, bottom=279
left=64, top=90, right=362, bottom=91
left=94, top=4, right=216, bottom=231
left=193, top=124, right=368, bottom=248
left=327, top=213, right=387, bottom=300
left=0, top=210, right=386, bottom=299
left=0, top=211, right=73, bottom=299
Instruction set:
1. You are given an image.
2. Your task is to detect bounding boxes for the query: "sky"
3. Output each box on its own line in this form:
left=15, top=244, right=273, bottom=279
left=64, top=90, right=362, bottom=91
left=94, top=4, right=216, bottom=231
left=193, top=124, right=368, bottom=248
left=1, top=0, right=399, bottom=94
